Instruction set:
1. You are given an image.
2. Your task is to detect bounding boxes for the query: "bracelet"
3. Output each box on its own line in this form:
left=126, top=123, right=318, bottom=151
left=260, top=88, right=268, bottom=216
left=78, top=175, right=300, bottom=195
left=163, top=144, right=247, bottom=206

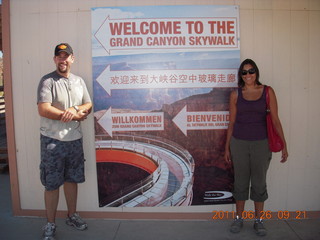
left=73, top=106, right=79, bottom=112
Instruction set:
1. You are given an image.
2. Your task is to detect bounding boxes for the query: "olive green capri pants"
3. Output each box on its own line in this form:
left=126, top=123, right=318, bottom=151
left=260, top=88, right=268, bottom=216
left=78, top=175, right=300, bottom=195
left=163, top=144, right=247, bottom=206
left=230, top=137, right=272, bottom=202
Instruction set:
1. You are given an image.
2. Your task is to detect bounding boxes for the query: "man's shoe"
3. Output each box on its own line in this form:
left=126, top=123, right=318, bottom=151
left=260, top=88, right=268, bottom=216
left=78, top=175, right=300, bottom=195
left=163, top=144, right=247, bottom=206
left=42, top=222, right=56, bottom=240
left=254, top=219, right=267, bottom=236
left=66, top=213, right=88, bottom=230
left=230, top=216, right=243, bottom=233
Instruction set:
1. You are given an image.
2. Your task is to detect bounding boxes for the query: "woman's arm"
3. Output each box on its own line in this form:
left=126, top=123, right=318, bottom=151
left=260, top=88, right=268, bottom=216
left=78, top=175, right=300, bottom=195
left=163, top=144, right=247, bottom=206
left=224, top=90, right=237, bottom=164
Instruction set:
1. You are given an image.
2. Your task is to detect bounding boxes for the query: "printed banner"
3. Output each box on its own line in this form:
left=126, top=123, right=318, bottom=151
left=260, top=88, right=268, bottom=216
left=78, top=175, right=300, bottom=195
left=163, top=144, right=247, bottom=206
left=92, top=5, right=240, bottom=207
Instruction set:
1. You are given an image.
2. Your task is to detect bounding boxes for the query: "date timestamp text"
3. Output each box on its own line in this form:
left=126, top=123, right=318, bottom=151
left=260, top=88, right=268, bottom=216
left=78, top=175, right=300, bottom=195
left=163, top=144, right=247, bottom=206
left=212, top=210, right=307, bottom=220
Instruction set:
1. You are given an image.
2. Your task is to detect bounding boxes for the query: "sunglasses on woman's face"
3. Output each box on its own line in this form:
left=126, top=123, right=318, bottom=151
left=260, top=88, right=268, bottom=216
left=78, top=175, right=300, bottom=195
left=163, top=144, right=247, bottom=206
left=242, top=68, right=256, bottom=75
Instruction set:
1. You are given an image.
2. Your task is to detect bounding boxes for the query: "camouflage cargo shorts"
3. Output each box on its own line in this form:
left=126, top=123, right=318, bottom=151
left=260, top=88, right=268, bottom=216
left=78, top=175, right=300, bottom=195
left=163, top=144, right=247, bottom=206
left=40, top=135, right=85, bottom=191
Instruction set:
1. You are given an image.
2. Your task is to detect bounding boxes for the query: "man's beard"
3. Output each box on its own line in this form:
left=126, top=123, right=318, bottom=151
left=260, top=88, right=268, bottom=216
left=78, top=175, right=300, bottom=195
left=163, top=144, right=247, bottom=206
left=58, top=64, right=69, bottom=74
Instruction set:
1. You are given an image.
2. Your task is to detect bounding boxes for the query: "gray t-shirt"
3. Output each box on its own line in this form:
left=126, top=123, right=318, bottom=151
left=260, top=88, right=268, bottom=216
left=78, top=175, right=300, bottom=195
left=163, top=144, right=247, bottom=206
left=37, top=71, right=91, bottom=141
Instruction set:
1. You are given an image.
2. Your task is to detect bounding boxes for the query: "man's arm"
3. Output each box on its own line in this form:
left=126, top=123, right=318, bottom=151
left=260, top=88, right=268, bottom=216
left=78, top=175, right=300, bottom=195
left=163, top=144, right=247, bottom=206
left=38, top=102, right=92, bottom=122
left=72, top=102, right=93, bottom=121
left=38, top=102, right=78, bottom=122
left=76, top=102, right=92, bottom=114
left=38, top=102, right=64, bottom=120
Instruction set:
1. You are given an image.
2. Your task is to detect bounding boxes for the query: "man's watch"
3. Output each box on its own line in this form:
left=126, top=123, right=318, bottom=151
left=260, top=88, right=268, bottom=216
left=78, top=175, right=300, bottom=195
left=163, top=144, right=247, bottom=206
left=73, top=106, right=80, bottom=112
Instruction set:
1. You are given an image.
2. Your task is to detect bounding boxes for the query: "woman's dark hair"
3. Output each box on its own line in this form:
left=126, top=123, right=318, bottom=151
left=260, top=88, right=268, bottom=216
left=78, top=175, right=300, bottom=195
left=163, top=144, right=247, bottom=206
left=237, top=59, right=261, bottom=87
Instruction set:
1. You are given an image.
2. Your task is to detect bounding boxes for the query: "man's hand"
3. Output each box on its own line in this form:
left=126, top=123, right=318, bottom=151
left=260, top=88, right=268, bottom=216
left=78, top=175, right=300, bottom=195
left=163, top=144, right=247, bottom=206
left=60, top=107, right=77, bottom=122
left=76, top=109, right=90, bottom=121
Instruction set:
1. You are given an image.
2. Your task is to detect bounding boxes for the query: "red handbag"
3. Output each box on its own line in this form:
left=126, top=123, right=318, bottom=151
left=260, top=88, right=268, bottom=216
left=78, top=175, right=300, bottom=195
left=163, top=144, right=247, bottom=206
left=266, top=86, right=284, bottom=152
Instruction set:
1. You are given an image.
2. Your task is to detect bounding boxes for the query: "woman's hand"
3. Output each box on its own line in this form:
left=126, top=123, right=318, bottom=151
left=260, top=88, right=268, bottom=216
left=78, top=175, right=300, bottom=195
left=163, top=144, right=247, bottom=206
left=224, top=149, right=232, bottom=165
left=280, top=147, right=288, bottom=163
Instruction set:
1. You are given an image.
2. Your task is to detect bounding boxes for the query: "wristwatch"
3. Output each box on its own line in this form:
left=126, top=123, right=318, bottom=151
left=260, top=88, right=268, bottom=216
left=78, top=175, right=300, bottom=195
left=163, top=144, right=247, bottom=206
left=73, top=106, right=79, bottom=112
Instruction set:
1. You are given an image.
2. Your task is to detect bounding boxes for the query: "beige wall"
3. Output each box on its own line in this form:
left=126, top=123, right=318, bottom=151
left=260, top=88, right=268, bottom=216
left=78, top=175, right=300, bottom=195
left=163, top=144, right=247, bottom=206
left=6, top=0, right=320, bottom=217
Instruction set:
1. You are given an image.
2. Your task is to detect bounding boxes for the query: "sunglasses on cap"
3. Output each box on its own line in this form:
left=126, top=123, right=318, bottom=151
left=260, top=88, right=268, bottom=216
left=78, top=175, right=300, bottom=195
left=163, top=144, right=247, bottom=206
left=242, top=68, right=256, bottom=75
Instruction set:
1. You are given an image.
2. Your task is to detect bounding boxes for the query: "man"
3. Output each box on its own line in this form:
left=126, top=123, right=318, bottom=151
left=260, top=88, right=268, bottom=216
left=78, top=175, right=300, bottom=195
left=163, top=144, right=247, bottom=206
left=37, top=43, right=92, bottom=240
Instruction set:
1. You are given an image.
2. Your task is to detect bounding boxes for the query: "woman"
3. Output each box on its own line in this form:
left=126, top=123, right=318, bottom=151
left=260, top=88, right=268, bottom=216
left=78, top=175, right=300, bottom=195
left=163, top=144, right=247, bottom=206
left=224, top=59, right=288, bottom=236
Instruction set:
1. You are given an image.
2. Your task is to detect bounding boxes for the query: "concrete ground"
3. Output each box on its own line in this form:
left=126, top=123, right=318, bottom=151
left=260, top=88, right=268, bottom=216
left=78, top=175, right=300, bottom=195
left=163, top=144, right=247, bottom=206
left=0, top=172, right=319, bottom=240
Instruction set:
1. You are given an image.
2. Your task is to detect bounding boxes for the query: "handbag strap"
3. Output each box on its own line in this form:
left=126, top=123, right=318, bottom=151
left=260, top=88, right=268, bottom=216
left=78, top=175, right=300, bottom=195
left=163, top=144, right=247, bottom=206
left=265, top=86, right=270, bottom=111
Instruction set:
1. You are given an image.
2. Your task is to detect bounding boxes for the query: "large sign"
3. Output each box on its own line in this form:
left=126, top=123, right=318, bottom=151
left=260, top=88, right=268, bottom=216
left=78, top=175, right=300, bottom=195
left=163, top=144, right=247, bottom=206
left=91, top=5, right=239, bottom=207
